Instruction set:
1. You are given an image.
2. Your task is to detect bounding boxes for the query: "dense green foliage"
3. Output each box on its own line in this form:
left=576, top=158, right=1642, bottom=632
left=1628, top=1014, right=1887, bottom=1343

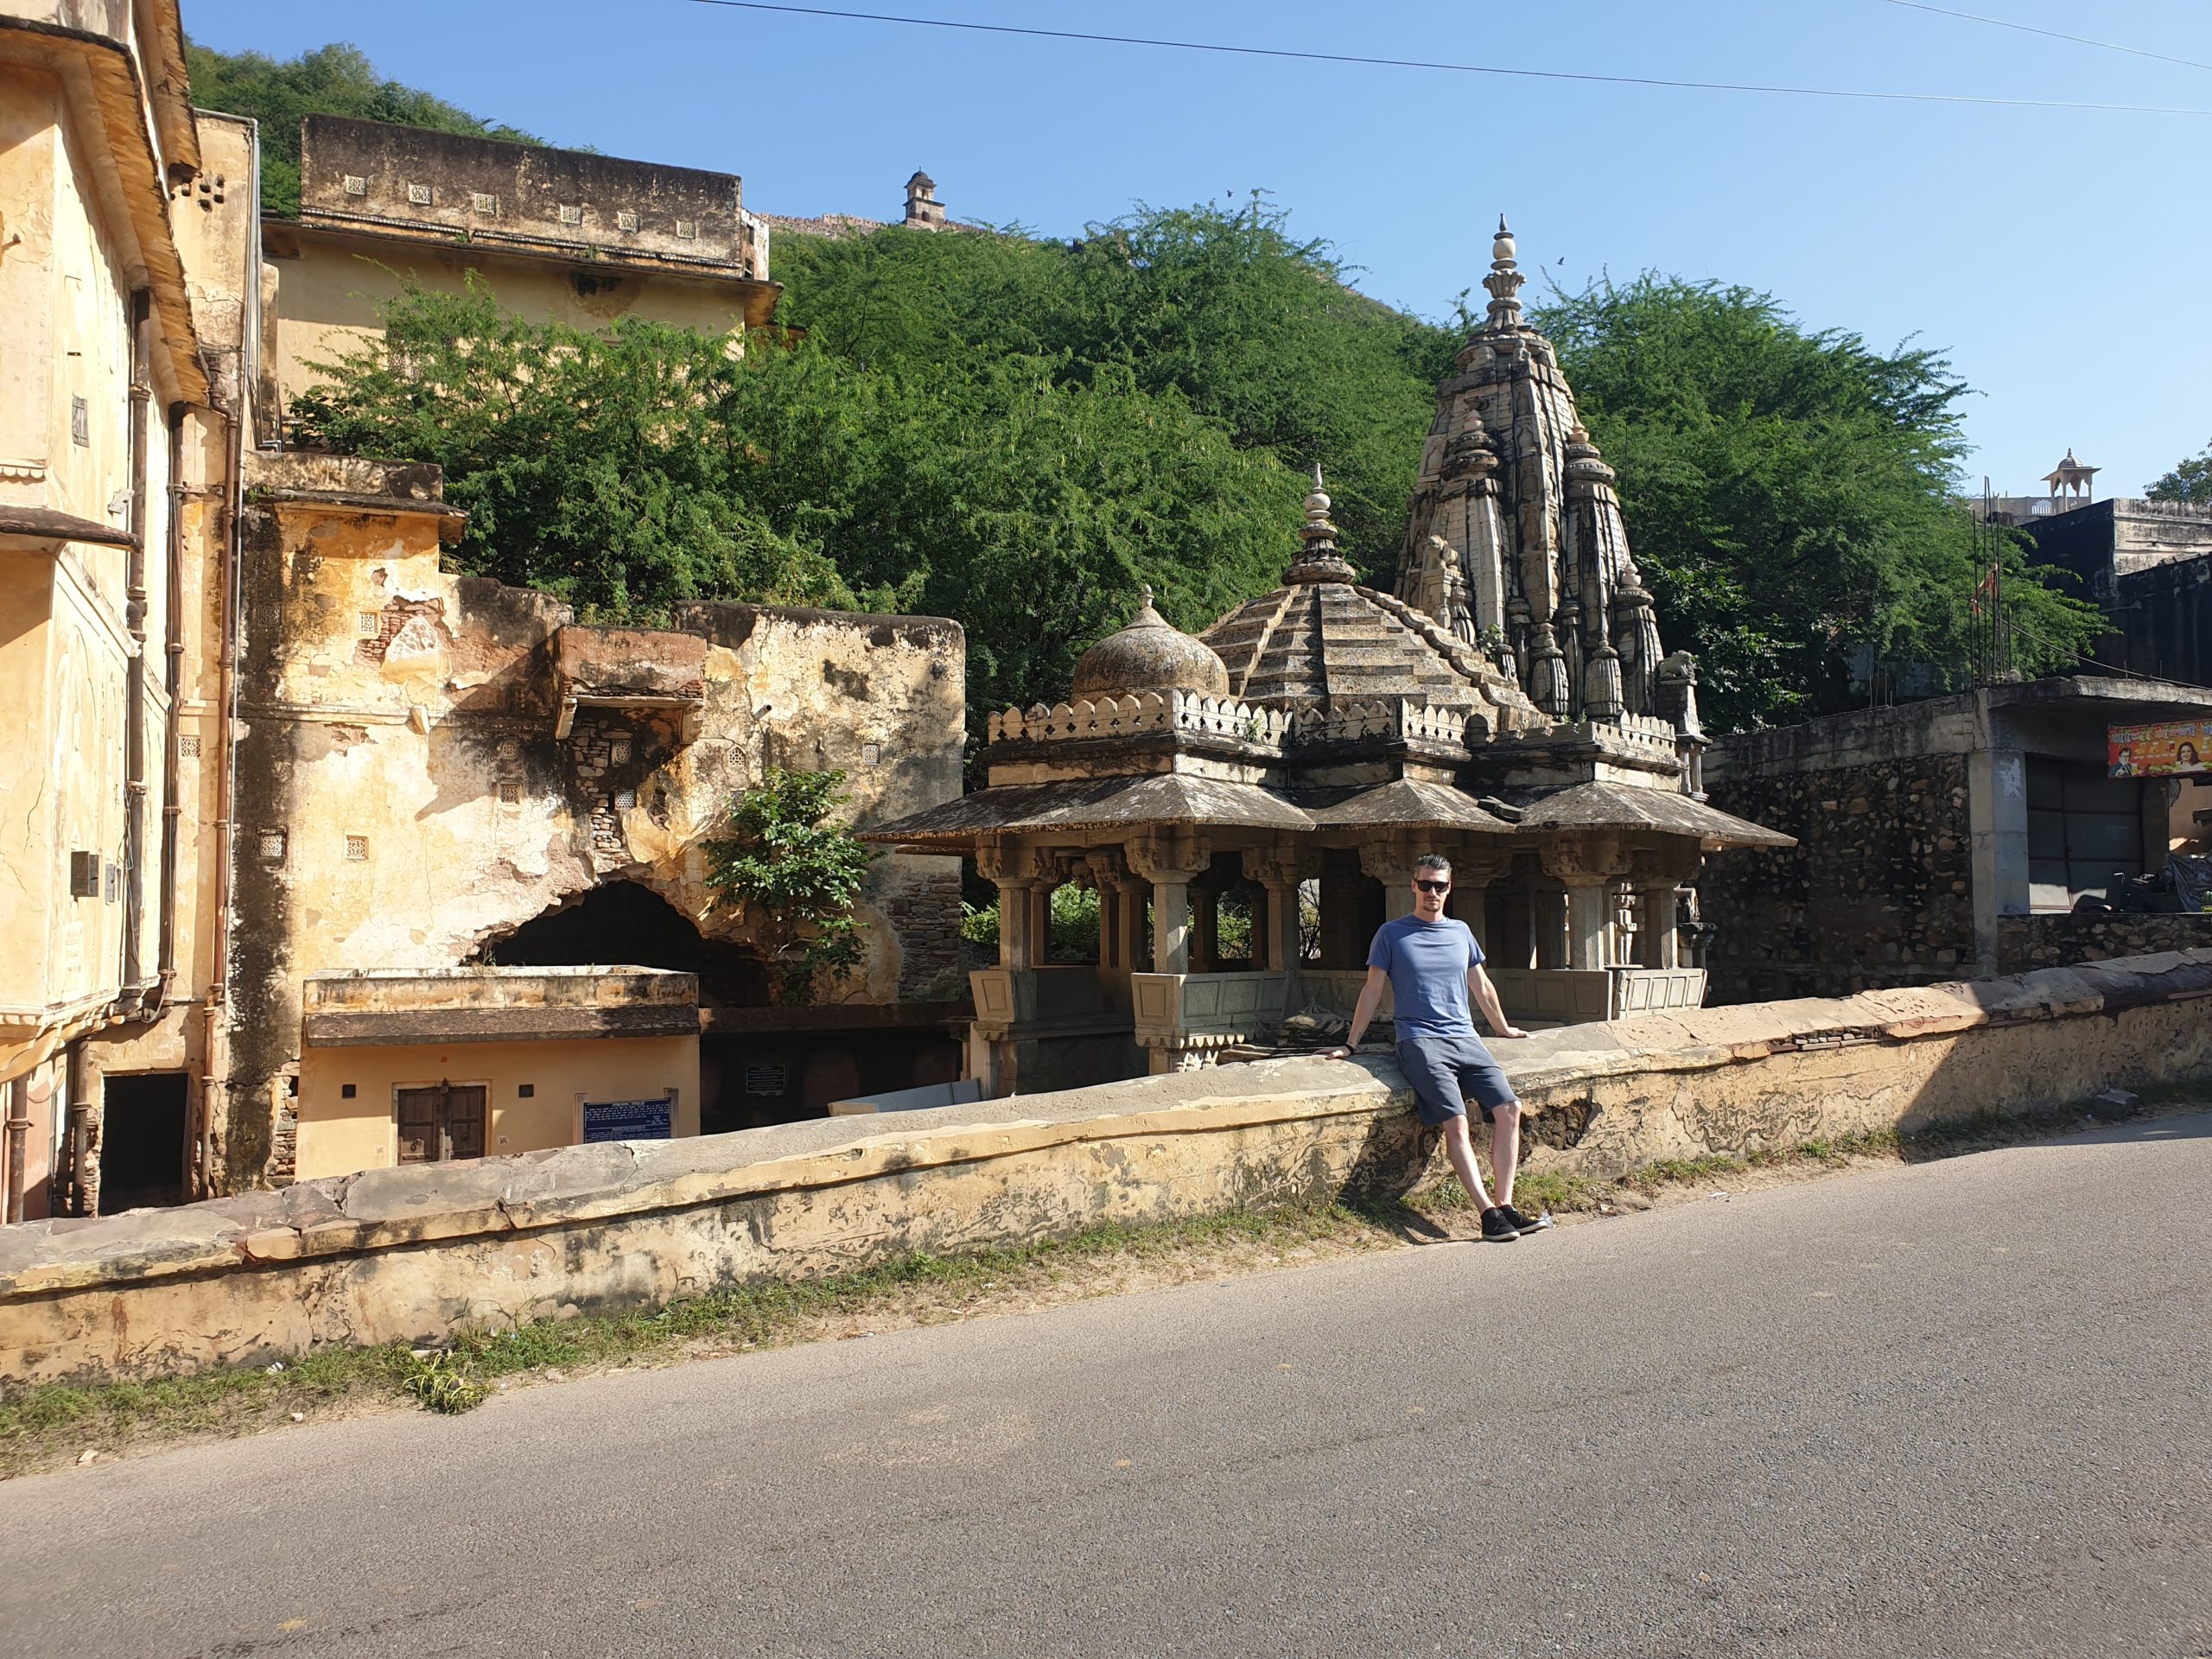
left=701, top=768, right=876, bottom=1004
left=2149, top=439, right=2212, bottom=505
left=1530, top=276, right=2104, bottom=728
left=183, top=41, right=543, bottom=217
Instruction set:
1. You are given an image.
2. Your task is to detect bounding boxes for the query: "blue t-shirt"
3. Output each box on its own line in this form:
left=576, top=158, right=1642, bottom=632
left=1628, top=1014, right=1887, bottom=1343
left=1366, top=914, right=1484, bottom=1038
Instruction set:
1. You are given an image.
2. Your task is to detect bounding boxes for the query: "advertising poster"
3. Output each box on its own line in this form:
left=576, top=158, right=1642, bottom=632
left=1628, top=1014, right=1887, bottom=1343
left=2108, top=719, right=2212, bottom=779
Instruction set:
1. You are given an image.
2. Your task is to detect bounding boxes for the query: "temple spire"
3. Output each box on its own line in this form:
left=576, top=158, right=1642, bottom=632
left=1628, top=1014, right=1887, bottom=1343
left=1284, top=465, right=1357, bottom=585
left=1483, top=214, right=1526, bottom=330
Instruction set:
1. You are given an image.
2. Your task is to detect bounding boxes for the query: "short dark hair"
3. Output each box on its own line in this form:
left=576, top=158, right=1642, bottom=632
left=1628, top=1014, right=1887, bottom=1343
left=1414, top=853, right=1452, bottom=878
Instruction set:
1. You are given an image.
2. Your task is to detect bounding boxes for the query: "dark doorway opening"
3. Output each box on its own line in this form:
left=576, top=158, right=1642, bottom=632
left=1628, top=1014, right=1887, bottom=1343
left=701, top=1029, right=963, bottom=1135
left=99, top=1072, right=188, bottom=1214
left=477, top=880, right=772, bottom=1007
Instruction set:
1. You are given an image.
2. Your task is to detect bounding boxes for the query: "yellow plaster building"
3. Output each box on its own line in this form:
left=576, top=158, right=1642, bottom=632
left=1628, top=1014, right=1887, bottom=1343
left=0, top=8, right=966, bottom=1212
left=261, top=114, right=779, bottom=437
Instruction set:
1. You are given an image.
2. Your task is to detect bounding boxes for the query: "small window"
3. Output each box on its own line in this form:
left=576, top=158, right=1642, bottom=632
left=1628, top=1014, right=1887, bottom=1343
left=616, top=210, right=638, bottom=232
left=343, top=174, right=368, bottom=197
left=340, top=1084, right=357, bottom=1100
left=608, top=737, right=632, bottom=766
left=407, top=181, right=432, bottom=206
left=180, top=734, right=201, bottom=759
left=257, top=830, right=287, bottom=864
left=517, top=1084, right=535, bottom=1098
left=69, top=850, right=99, bottom=898
left=345, top=835, right=368, bottom=861
left=473, top=192, right=499, bottom=216
left=359, top=611, right=381, bottom=637
left=557, top=204, right=582, bottom=226
left=72, top=397, right=89, bottom=446
left=674, top=219, right=698, bottom=239
left=613, top=789, right=637, bottom=810
left=498, top=781, right=522, bottom=804
left=861, top=742, right=881, bottom=766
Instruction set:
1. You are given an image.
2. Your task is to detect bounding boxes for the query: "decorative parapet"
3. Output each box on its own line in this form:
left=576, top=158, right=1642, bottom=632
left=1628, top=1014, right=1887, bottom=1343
left=985, top=690, right=1486, bottom=754
left=1534, top=711, right=1682, bottom=766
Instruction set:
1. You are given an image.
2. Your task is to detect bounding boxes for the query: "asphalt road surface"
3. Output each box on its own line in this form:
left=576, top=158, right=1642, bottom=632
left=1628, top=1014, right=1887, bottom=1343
left=5, top=1115, right=2209, bottom=1659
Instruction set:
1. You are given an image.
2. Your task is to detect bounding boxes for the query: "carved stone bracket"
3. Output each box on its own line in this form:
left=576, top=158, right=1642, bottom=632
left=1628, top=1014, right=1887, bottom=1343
left=1241, top=844, right=1319, bottom=889
left=1127, top=831, right=1213, bottom=886
left=1539, top=834, right=1633, bottom=886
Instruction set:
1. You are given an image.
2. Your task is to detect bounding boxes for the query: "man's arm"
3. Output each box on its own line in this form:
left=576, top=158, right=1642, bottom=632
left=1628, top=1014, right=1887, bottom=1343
left=1469, top=963, right=1529, bottom=1040
left=1327, top=965, right=1390, bottom=1059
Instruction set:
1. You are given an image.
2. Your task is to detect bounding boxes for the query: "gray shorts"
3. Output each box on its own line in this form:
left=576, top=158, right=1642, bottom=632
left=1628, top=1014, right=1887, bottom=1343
left=1396, top=1031, right=1516, bottom=1128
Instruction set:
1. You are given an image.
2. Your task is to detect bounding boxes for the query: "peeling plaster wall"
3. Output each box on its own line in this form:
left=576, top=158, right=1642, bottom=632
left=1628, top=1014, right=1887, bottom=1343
left=3, top=950, right=2208, bottom=1387
left=222, top=461, right=963, bottom=1190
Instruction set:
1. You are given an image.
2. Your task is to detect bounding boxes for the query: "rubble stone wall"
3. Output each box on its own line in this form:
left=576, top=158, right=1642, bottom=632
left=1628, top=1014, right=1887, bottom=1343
left=1703, top=753, right=1976, bottom=1001
left=3, top=951, right=2208, bottom=1389
left=1995, top=912, right=2212, bottom=973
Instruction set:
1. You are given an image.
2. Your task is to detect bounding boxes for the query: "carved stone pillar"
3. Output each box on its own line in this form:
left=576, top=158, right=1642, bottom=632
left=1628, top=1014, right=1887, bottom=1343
left=1128, top=831, right=1211, bottom=976
left=1360, top=841, right=1421, bottom=921
left=1243, top=846, right=1319, bottom=974
left=1444, top=847, right=1511, bottom=954
left=1085, top=849, right=1135, bottom=972
left=1629, top=847, right=1702, bottom=969
left=1530, top=884, right=1569, bottom=969
left=1541, top=836, right=1633, bottom=972
left=1191, top=886, right=1219, bottom=974
left=976, top=842, right=1048, bottom=970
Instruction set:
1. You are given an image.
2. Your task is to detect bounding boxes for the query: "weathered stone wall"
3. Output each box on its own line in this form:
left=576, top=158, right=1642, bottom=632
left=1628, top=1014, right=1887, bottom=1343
left=5, top=950, right=2208, bottom=1389
left=1995, top=912, right=2212, bottom=974
left=1703, top=753, right=1976, bottom=1001
left=221, top=456, right=965, bottom=1191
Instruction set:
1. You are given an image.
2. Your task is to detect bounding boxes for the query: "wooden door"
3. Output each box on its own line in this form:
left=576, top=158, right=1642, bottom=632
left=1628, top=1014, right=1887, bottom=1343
left=396, top=1084, right=489, bottom=1165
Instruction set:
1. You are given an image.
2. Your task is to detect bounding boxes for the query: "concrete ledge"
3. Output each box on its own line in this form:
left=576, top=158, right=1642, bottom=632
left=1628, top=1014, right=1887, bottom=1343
left=4, top=950, right=2211, bottom=1386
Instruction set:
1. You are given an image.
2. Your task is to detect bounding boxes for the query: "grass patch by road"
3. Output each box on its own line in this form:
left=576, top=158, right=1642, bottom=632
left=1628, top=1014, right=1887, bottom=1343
left=2, top=1090, right=2195, bottom=1479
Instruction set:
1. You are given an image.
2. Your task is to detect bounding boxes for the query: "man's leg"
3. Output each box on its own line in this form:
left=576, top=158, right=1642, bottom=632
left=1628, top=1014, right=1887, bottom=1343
left=1440, top=1114, right=1498, bottom=1214
left=1489, top=1098, right=1522, bottom=1209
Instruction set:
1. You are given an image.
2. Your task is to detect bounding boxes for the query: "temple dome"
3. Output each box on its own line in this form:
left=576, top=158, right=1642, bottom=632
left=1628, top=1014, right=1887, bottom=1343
left=1071, top=585, right=1230, bottom=701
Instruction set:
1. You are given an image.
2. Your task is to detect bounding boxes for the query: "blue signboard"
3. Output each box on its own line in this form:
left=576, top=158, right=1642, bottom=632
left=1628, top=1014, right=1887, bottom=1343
left=582, top=1096, right=673, bottom=1143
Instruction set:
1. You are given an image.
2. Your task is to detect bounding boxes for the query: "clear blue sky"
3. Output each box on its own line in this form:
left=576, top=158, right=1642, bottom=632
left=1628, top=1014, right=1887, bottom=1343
left=186, top=0, right=2212, bottom=496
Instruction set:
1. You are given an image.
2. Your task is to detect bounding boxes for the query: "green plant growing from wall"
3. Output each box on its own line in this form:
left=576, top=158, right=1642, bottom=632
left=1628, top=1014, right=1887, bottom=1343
left=702, top=768, right=876, bottom=1003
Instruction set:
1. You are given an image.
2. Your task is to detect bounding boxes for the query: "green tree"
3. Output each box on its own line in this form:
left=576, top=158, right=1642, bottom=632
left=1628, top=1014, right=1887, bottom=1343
left=2149, top=441, right=2212, bottom=505
left=183, top=41, right=543, bottom=217
left=1530, top=276, right=2105, bottom=728
left=289, top=277, right=853, bottom=618
left=702, top=768, right=876, bottom=1004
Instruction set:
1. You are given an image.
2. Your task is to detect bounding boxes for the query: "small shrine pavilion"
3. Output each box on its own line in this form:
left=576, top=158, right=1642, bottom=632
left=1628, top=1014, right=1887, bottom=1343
left=864, top=221, right=1792, bottom=1093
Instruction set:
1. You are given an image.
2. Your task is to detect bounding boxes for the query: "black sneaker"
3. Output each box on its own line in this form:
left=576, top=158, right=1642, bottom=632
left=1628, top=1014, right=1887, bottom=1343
left=1479, top=1207, right=1521, bottom=1243
left=1498, top=1204, right=1554, bottom=1234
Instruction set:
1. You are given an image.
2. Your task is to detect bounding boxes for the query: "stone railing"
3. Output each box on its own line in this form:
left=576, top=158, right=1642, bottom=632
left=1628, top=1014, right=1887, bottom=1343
left=986, top=691, right=1479, bottom=754
left=5, top=950, right=2209, bottom=1386
left=1534, top=711, right=1682, bottom=766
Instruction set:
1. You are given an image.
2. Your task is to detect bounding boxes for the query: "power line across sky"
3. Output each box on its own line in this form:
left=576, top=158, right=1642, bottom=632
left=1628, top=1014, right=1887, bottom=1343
left=685, top=0, right=2212, bottom=115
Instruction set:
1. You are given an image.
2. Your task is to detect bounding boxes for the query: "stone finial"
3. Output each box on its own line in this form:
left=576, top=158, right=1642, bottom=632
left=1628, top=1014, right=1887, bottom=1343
left=1285, top=465, right=1357, bottom=586
left=1484, top=213, right=1526, bottom=330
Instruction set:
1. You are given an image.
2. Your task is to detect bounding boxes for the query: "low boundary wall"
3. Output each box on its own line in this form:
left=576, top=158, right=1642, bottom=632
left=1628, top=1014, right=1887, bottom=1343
left=4, top=951, right=2210, bottom=1387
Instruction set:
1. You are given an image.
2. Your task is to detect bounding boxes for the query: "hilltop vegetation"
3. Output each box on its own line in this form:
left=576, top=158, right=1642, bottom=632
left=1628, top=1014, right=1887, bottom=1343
left=183, top=40, right=543, bottom=217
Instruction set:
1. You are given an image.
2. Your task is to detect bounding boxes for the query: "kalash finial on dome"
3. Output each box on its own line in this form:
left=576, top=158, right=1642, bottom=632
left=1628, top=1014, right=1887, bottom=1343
left=1483, top=213, right=1526, bottom=331
left=1069, top=580, right=1230, bottom=701
left=1284, top=463, right=1358, bottom=585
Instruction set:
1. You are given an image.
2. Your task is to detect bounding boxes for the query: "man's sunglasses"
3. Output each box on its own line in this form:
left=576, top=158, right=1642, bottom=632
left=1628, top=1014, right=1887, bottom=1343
left=1414, top=879, right=1451, bottom=894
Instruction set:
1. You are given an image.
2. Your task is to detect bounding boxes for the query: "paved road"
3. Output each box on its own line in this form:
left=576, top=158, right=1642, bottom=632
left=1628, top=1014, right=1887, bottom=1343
left=5, top=1116, right=2209, bottom=1659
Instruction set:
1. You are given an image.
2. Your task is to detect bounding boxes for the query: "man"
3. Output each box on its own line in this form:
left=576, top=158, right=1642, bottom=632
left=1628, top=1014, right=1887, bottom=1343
left=1326, top=853, right=1550, bottom=1243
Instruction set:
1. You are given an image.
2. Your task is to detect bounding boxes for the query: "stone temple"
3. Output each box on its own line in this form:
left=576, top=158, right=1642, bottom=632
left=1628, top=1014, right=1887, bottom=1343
left=866, top=222, right=1792, bottom=1093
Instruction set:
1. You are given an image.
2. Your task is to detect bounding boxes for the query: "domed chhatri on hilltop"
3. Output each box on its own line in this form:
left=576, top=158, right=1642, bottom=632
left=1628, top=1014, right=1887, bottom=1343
left=866, top=221, right=1790, bottom=1093
left=1071, top=584, right=1231, bottom=702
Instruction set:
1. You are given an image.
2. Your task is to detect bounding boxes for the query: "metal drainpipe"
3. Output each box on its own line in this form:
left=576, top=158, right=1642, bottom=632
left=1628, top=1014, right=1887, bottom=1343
left=123, top=289, right=153, bottom=1007
left=65, top=1040, right=96, bottom=1217
left=198, top=397, right=242, bottom=1198
left=155, top=404, right=187, bottom=1009
left=4, top=1075, right=29, bottom=1225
